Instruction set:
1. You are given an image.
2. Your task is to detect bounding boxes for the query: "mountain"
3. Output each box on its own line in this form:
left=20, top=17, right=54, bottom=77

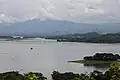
left=0, top=19, right=120, bottom=36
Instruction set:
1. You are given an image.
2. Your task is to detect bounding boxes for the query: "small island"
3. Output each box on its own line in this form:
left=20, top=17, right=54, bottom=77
left=69, top=53, right=120, bottom=64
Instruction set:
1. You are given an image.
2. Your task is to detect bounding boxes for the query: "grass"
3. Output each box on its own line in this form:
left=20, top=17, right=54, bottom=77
left=68, top=60, right=118, bottom=64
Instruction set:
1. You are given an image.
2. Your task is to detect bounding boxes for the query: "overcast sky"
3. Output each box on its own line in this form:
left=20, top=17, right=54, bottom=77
left=0, top=0, right=120, bottom=23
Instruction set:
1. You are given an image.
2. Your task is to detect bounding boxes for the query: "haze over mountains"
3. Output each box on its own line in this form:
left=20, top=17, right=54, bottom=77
left=0, top=0, right=120, bottom=36
left=0, top=19, right=120, bottom=36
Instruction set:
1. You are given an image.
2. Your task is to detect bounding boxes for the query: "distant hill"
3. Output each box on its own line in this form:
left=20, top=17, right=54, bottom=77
left=0, top=20, right=120, bottom=36
left=54, top=32, right=120, bottom=43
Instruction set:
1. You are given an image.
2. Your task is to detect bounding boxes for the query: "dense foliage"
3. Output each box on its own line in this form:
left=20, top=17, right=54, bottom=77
left=0, top=71, right=24, bottom=80
left=52, top=62, right=120, bottom=80
left=1, top=32, right=120, bottom=43
left=0, top=72, right=47, bottom=80
left=84, top=53, right=120, bottom=61
left=46, top=32, right=120, bottom=43
left=0, top=63, right=120, bottom=80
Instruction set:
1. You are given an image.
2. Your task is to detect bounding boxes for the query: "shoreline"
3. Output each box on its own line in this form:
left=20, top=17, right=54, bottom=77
left=68, top=60, right=117, bottom=64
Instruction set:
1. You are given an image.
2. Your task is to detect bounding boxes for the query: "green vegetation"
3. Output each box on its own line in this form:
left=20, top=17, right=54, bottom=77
left=69, top=53, right=120, bottom=65
left=1, top=32, right=120, bottom=43
left=24, top=72, right=47, bottom=80
left=46, top=32, right=120, bottom=43
left=0, top=71, right=24, bottom=80
left=84, top=53, right=120, bottom=61
left=69, top=53, right=120, bottom=69
left=52, top=62, right=120, bottom=80
left=69, top=60, right=114, bottom=64
left=0, top=72, right=47, bottom=80
left=0, top=63, right=120, bottom=80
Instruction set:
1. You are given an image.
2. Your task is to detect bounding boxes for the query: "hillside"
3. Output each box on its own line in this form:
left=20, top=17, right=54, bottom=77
left=49, top=32, right=120, bottom=43
left=0, top=20, right=120, bottom=36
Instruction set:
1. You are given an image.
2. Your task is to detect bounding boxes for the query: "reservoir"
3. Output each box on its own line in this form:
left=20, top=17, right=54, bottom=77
left=0, top=40, right=120, bottom=77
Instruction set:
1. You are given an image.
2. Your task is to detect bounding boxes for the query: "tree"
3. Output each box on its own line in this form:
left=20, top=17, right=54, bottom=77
left=105, top=62, right=120, bottom=80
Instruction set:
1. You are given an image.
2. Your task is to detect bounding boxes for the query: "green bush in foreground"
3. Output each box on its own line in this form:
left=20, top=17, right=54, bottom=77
left=52, top=62, right=120, bottom=80
left=0, top=71, right=24, bottom=80
left=105, top=62, right=120, bottom=80
left=24, top=72, right=47, bottom=80
left=0, top=62, right=120, bottom=80
left=0, top=72, right=47, bottom=80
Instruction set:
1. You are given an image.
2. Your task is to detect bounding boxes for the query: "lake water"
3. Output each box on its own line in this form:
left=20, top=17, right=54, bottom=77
left=0, top=40, right=120, bottom=78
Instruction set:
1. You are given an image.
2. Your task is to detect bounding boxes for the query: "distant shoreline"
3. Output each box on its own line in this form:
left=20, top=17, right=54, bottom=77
left=57, top=40, right=120, bottom=44
left=68, top=60, right=117, bottom=64
left=46, top=32, right=120, bottom=43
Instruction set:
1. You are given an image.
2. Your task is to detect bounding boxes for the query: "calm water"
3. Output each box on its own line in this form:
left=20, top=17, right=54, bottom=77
left=0, top=40, right=120, bottom=77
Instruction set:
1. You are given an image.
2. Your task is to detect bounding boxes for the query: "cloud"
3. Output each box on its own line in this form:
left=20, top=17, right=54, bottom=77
left=0, top=0, right=120, bottom=23
left=0, top=13, right=18, bottom=23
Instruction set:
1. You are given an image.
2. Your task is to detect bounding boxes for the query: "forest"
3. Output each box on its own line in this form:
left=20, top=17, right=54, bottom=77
left=46, top=32, right=120, bottom=43
left=0, top=62, right=120, bottom=80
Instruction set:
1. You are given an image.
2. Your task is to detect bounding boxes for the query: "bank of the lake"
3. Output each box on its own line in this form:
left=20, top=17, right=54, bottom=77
left=69, top=60, right=115, bottom=64
left=46, top=32, right=120, bottom=43
left=0, top=62, right=120, bottom=80
left=69, top=52, right=120, bottom=69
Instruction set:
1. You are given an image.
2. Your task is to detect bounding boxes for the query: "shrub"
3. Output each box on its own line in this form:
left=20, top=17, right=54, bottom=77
left=24, top=72, right=47, bottom=80
left=0, top=71, right=24, bottom=80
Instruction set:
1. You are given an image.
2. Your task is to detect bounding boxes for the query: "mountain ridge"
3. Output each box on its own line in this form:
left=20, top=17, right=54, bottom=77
left=0, top=20, right=120, bottom=36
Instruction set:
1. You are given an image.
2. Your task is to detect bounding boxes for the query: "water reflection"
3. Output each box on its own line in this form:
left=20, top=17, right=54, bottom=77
left=83, top=63, right=110, bottom=70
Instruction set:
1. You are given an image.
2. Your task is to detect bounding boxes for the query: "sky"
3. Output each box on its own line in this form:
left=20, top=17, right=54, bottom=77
left=0, top=0, right=120, bottom=23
